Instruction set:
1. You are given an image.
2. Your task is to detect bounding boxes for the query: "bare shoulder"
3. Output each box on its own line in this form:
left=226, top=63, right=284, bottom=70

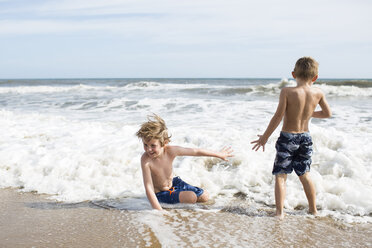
left=164, top=145, right=178, bottom=156
left=280, top=87, right=297, bottom=100
left=165, top=145, right=190, bottom=157
left=281, top=86, right=297, bottom=97
left=140, top=153, right=151, bottom=168
left=312, top=86, right=324, bottom=92
left=281, top=87, right=291, bottom=93
left=311, top=86, right=325, bottom=97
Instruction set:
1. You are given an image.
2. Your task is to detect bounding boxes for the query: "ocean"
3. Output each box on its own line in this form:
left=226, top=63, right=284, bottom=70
left=1, top=78, right=372, bottom=247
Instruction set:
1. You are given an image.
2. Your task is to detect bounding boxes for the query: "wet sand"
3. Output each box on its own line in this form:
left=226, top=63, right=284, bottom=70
left=1, top=188, right=371, bottom=247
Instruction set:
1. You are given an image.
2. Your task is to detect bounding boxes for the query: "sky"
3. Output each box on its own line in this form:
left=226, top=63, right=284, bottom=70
left=0, top=0, right=371, bottom=79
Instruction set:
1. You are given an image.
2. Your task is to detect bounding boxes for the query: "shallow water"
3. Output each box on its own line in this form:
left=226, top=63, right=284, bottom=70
left=0, top=78, right=371, bottom=227
left=1, top=189, right=371, bottom=247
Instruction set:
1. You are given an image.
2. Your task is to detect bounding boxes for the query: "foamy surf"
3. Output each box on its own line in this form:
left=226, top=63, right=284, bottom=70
left=0, top=78, right=371, bottom=224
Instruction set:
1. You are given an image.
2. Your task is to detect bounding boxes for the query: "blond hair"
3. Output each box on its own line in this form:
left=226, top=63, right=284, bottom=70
left=293, top=57, right=319, bottom=81
left=136, top=114, right=171, bottom=146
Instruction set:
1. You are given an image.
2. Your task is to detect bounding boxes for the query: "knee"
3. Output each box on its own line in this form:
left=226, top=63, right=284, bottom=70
left=180, top=191, right=197, bottom=204
left=197, top=191, right=209, bottom=203
left=276, top=174, right=287, bottom=184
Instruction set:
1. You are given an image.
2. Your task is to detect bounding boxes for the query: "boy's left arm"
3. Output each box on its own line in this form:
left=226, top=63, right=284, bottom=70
left=170, top=146, right=233, bottom=161
left=312, top=91, right=332, bottom=118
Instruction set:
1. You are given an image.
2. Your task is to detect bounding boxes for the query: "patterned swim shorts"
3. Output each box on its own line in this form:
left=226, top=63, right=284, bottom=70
left=155, top=177, right=204, bottom=204
left=272, top=131, right=313, bottom=176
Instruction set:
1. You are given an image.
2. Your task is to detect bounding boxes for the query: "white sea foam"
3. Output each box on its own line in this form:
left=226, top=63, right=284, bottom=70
left=0, top=103, right=371, bottom=223
left=1, top=79, right=371, bottom=223
left=0, top=110, right=143, bottom=202
left=253, top=79, right=372, bottom=97
left=317, top=84, right=372, bottom=97
left=0, top=84, right=115, bottom=94
left=1, top=79, right=372, bottom=98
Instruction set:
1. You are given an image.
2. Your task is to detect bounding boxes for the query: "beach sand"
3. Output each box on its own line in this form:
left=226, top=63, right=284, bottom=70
left=1, top=188, right=371, bottom=248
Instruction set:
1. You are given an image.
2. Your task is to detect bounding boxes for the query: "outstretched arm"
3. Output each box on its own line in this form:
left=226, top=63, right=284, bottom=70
left=170, top=146, right=233, bottom=161
left=251, top=89, right=287, bottom=151
left=141, top=159, right=163, bottom=210
left=312, top=92, right=331, bottom=118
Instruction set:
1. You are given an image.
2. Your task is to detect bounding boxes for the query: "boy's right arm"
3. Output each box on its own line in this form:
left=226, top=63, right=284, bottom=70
left=312, top=92, right=332, bottom=118
left=251, top=88, right=288, bottom=151
left=141, top=158, right=163, bottom=210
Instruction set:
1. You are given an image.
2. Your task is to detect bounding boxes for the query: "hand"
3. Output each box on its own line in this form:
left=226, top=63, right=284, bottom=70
left=219, top=146, right=234, bottom=161
left=251, top=135, right=268, bottom=152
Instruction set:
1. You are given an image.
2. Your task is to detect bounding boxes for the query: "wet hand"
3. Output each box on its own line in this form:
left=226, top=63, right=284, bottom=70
left=219, top=146, right=234, bottom=161
left=251, top=135, right=267, bottom=152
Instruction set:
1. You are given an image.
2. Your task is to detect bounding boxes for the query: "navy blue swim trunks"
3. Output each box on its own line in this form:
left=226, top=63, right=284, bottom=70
left=272, top=131, right=313, bottom=176
left=155, top=177, right=204, bottom=204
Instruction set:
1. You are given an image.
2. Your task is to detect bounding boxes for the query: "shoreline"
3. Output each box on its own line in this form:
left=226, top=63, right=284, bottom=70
left=0, top=188, right=159, bottom=247
left=1, top=188, right=371, bottom=247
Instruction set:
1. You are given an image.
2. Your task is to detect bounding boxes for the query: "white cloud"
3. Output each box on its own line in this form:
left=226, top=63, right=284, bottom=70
left=1, top=0, right=371, bottom=43
left=1, top=0, right=371, bottom=47
left=1, top=0, right=371, bottom=77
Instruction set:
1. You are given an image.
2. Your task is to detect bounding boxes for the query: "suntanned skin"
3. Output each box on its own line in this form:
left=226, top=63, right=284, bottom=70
left=141, top=138, right=233, bottom=210
left=251, top=72, right=331, bottom=219
left=252, top=73, right=331, bottom=151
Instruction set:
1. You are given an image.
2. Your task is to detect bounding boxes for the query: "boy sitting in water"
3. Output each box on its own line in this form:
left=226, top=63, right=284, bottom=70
left=251, top=57, right=332, bottom=219
left=136, top=114, right=233, bottom=210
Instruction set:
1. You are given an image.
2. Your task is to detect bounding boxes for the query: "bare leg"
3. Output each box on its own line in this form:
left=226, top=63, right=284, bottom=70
left=197, top=191, right=209, bottom=203
left=299, top=172, right=317, bottom=215
left=179, top=191, right=197, bottom=204
left=275, top=174, right=287, bottom=219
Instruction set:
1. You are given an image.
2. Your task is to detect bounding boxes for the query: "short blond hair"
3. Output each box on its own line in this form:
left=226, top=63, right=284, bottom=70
left=136, top=114, right=171, bottom=146
left=293, top=57, right=319, bottom=80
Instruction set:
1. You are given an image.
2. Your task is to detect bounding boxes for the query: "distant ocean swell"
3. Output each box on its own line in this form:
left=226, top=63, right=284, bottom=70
left=1, top=79, right=372, bottom=98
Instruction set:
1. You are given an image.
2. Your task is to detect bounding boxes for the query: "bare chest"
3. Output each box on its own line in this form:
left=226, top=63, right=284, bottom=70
left=149, top=158, right=174, bottom=192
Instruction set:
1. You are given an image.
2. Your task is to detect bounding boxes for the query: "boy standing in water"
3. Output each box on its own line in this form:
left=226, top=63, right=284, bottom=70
left=136, top=115, right=233, bottom=210
left=251, top=57, right=331, bottom=219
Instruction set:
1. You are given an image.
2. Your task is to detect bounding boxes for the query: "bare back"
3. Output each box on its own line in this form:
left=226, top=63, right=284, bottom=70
left=282, top=86, right=323, bottom=133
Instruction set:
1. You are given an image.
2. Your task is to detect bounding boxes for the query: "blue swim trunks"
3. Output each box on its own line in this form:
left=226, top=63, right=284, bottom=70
left=155, top=177, right=204, bottom=204
left=272, top=131, right=313, bottom=176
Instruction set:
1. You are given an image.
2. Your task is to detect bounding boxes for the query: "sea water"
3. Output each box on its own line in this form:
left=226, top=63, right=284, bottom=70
left=0, top=78, right=372, bottom=227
